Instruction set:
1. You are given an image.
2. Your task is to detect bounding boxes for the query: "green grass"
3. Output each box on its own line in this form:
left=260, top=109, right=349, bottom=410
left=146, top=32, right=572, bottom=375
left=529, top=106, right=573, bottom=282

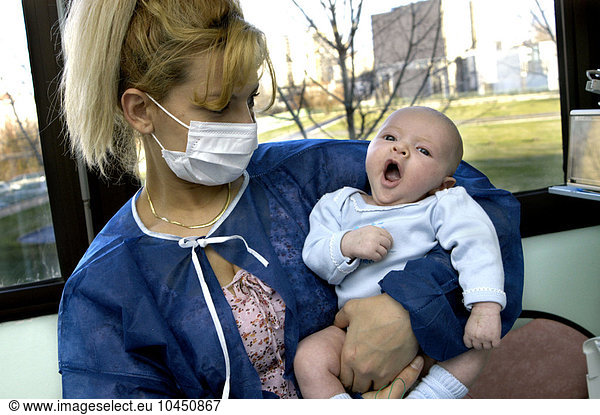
left=444, top=96, right=560, bottom=121
left=257, top=93, right=564, bottom=193
left=468, top=153, right=563, bottom=191
left=0, top=94, right=564, bottom=288
left=459, top=117, right=563, bottom=192
left=257, top=110, right=345, bottom=142
left=460, top=119, right=561, bottom=159
left=0, top=203, right=60, bottom=288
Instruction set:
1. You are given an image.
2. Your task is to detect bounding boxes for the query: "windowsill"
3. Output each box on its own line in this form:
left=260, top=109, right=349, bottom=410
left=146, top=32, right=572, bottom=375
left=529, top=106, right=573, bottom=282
left=1, top=186, right=598, bottom=323
left=548, top=185, right=600, bottom=202
left=516, top=187, right=600, bottom=238
left=0, top=279, right=64, bottom=323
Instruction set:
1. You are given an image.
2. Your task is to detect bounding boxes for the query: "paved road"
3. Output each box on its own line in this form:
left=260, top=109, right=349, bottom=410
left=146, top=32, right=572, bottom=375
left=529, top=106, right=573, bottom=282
left=267, top=114, right=345, bottom=142
left=265, top=111, right=560, bottom=142
left=456, top=112, right=560, bottom=126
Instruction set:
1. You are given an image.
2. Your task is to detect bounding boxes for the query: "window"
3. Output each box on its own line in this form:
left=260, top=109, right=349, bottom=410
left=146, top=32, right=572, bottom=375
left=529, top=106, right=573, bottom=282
left=241, top=0, right=599, bottom=235
left=0, top=0, right=137, bottom=322
left=245, top=0, right=564, bottom=194
left=1, top=0, right=598, bottom=321
left=0, top=1, right=60, bottom=290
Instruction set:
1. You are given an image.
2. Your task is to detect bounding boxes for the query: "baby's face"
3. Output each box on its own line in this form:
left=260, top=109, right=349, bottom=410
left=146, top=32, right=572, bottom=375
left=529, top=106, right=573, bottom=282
left=365, top=108, right=459, bottom=206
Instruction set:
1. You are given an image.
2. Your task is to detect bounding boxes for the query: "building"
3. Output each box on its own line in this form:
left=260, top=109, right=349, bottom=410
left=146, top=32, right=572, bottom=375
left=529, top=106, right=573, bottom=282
left=371, top=0, right=449, bottom=100
left=371, top=0, right=559, bottom=100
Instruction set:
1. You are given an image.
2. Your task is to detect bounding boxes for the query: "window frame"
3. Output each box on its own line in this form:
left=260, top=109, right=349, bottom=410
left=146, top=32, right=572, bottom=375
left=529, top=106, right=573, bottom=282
left=0, top=0, right=137, bottom=322
left=0, top=0, right=83, bottom=322
left=516, top=0, right=600, bottom=238
left=0, top=0, right=598, bottom=322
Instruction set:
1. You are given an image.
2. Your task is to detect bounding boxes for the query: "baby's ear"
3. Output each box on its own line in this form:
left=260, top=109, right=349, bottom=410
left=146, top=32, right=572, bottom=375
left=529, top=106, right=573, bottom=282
left=439, top=176, right=456, bottom=191
left=442, top=176, right=456, bottom=189
left=428, top=176, right=456, bottom=196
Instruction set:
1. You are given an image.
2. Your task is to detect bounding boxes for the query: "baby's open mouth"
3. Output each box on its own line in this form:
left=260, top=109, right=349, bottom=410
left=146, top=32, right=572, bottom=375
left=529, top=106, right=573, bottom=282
left=384, top=160, right=401, bottom=182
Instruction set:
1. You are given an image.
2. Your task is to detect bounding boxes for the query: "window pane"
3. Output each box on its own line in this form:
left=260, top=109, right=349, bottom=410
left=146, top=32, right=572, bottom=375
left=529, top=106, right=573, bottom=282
left=243, top=0, right=562, bottom=193
left=0, top=1, right=60, bottom=288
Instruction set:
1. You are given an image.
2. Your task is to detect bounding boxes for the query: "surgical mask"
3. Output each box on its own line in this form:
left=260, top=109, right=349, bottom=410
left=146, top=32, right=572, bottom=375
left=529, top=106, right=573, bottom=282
left=146, top=94, right=258, bottom=186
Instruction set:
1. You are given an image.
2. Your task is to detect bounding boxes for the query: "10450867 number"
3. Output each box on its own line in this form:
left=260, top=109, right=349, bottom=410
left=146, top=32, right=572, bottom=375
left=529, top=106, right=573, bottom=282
left=157, top=400, right=220, bottom=412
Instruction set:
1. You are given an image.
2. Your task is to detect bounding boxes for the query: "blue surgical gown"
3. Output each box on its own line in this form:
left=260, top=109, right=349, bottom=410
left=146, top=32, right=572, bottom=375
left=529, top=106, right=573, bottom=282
left=58, top=139, right=523, bottom=398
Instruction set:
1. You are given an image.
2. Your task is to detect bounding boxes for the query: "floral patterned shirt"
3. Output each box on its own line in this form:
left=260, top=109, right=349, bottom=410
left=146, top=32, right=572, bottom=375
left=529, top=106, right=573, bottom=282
left=222, top=270, right=298, bottom=398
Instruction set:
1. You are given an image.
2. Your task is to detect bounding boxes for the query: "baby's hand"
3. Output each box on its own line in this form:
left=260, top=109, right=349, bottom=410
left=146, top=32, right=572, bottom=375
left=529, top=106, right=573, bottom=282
left=463, top=302, right=502, bottom=350
left=340, top=226, right=393, bottom=262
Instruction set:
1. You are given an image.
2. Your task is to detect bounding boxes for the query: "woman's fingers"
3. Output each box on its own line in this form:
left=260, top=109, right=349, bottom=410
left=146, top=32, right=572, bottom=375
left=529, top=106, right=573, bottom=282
left=362, top=355, right=424, bottom=399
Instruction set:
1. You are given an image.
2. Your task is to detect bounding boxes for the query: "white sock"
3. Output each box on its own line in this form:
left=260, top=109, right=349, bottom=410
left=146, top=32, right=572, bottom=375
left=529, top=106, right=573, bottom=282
left=330, top=393, right=352, bottom=399
left=405, top=365, right=468, bottom=399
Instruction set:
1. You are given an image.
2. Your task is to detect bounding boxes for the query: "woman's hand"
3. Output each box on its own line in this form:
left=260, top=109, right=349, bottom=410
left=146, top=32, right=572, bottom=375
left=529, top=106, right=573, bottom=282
left=334, top=293, right=419, bottom=393
left=362, top=355, right=424, bottom=399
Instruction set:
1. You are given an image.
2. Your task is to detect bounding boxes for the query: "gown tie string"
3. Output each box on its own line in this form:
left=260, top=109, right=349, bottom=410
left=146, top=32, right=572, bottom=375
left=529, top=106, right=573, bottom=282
left=178, top=235, right=269, bottom=399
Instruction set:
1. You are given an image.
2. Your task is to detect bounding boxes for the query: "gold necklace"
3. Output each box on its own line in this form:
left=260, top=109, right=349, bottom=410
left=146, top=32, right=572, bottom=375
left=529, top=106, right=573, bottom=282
left=146, top=183, right=232, bottom=229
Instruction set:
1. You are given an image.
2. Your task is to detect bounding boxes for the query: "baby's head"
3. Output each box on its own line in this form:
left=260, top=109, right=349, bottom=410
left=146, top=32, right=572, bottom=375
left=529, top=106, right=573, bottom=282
left=365, top=106, right=463, bottom=206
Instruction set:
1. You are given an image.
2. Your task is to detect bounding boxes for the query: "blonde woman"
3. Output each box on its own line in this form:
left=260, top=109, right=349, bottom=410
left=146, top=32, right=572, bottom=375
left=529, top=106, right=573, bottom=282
left=57, top=0, right=523, bottom=399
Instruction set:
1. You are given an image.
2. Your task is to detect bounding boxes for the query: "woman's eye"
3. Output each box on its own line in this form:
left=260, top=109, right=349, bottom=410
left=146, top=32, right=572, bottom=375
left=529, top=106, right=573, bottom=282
left=383, top=135, right=396, bottom=141
left=418, top=147, right=431, bottom=156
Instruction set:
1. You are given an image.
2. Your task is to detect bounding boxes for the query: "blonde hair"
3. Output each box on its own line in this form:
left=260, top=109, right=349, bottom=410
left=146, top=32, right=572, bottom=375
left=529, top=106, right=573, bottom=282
left=60, top=0, right=275, bottom=178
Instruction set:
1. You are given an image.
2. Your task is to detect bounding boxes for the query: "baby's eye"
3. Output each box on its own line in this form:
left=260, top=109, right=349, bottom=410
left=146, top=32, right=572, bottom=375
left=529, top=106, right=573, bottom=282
left=417, top=147, right=431, bottom=156
left=383, top=135, right=396, bottom=141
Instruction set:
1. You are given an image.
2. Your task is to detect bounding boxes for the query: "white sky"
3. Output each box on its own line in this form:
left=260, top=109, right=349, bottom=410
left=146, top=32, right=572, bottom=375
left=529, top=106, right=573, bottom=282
left=0, top=0, right=35, bottom=123
left=240, top=0, right=554, bottom=42
left=240, top=0, right=416, bottom=81
left=239, top=0, right=555, bottom=82
left=0, top=0, right=555, bottom=121
left=0, top=0, right=409, bottom=93
left=240, top=0, right=412, bottom=43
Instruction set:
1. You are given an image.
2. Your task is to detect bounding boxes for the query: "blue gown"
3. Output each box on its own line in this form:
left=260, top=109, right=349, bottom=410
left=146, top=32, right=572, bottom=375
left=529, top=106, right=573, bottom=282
left=57, top=139, right=523, bottom=398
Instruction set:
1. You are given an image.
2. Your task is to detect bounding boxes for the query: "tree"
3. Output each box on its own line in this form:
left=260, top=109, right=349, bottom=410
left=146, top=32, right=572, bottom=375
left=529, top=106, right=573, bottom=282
left=276, top=81, right=310, bottom=139
left=367, top=0, right=444, bottom=137
left=0, top=92, right=43, bottom=181
left=531, top=0, right=556, bottom=44
left=1, top=92, right=43, bottom=167
left=272, top=78, right=336, bottom=140
left=282, top=0, right=444, bottom=140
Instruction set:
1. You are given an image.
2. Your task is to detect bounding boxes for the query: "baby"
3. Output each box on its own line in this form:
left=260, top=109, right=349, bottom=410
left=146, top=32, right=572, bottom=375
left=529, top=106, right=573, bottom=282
left=296, top=106, right=505, bottom=399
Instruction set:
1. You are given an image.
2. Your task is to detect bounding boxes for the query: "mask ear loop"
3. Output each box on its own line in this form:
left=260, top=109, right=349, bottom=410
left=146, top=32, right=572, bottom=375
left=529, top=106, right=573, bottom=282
left=146, top=94, right=190, bottom=130
left=150, top=133, right=167, bottom=151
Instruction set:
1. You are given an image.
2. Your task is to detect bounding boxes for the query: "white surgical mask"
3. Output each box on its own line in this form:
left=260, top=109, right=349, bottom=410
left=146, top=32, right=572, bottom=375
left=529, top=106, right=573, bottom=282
left=146, top=94, right=258, bottom=186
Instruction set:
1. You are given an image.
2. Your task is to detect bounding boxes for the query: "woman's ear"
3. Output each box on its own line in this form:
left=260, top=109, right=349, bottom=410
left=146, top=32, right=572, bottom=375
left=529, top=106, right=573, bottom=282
left=121, top=88, right=154, bottom=135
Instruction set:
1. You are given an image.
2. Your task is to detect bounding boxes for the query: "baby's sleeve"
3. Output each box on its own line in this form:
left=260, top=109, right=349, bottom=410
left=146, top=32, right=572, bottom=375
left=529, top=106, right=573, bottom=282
left=433, top=187, right=506, bottom=310
left=302, top=189, right=360, bottom=285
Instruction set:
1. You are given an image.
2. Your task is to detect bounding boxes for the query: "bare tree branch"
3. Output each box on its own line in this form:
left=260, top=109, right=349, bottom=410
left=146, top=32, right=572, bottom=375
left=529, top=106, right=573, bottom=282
left=361, top=2, right=424, bottom=139
left=409, top=11, right=442, bottom=106
left=276, top=83, right=308, bottom=139
left=285, top=0, right=446, bottom=140
left=1, top=92, right=43, bottom=166
left=531, top=0, right=556, bottom=43
left=291, top=0, right=336, bottom=50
